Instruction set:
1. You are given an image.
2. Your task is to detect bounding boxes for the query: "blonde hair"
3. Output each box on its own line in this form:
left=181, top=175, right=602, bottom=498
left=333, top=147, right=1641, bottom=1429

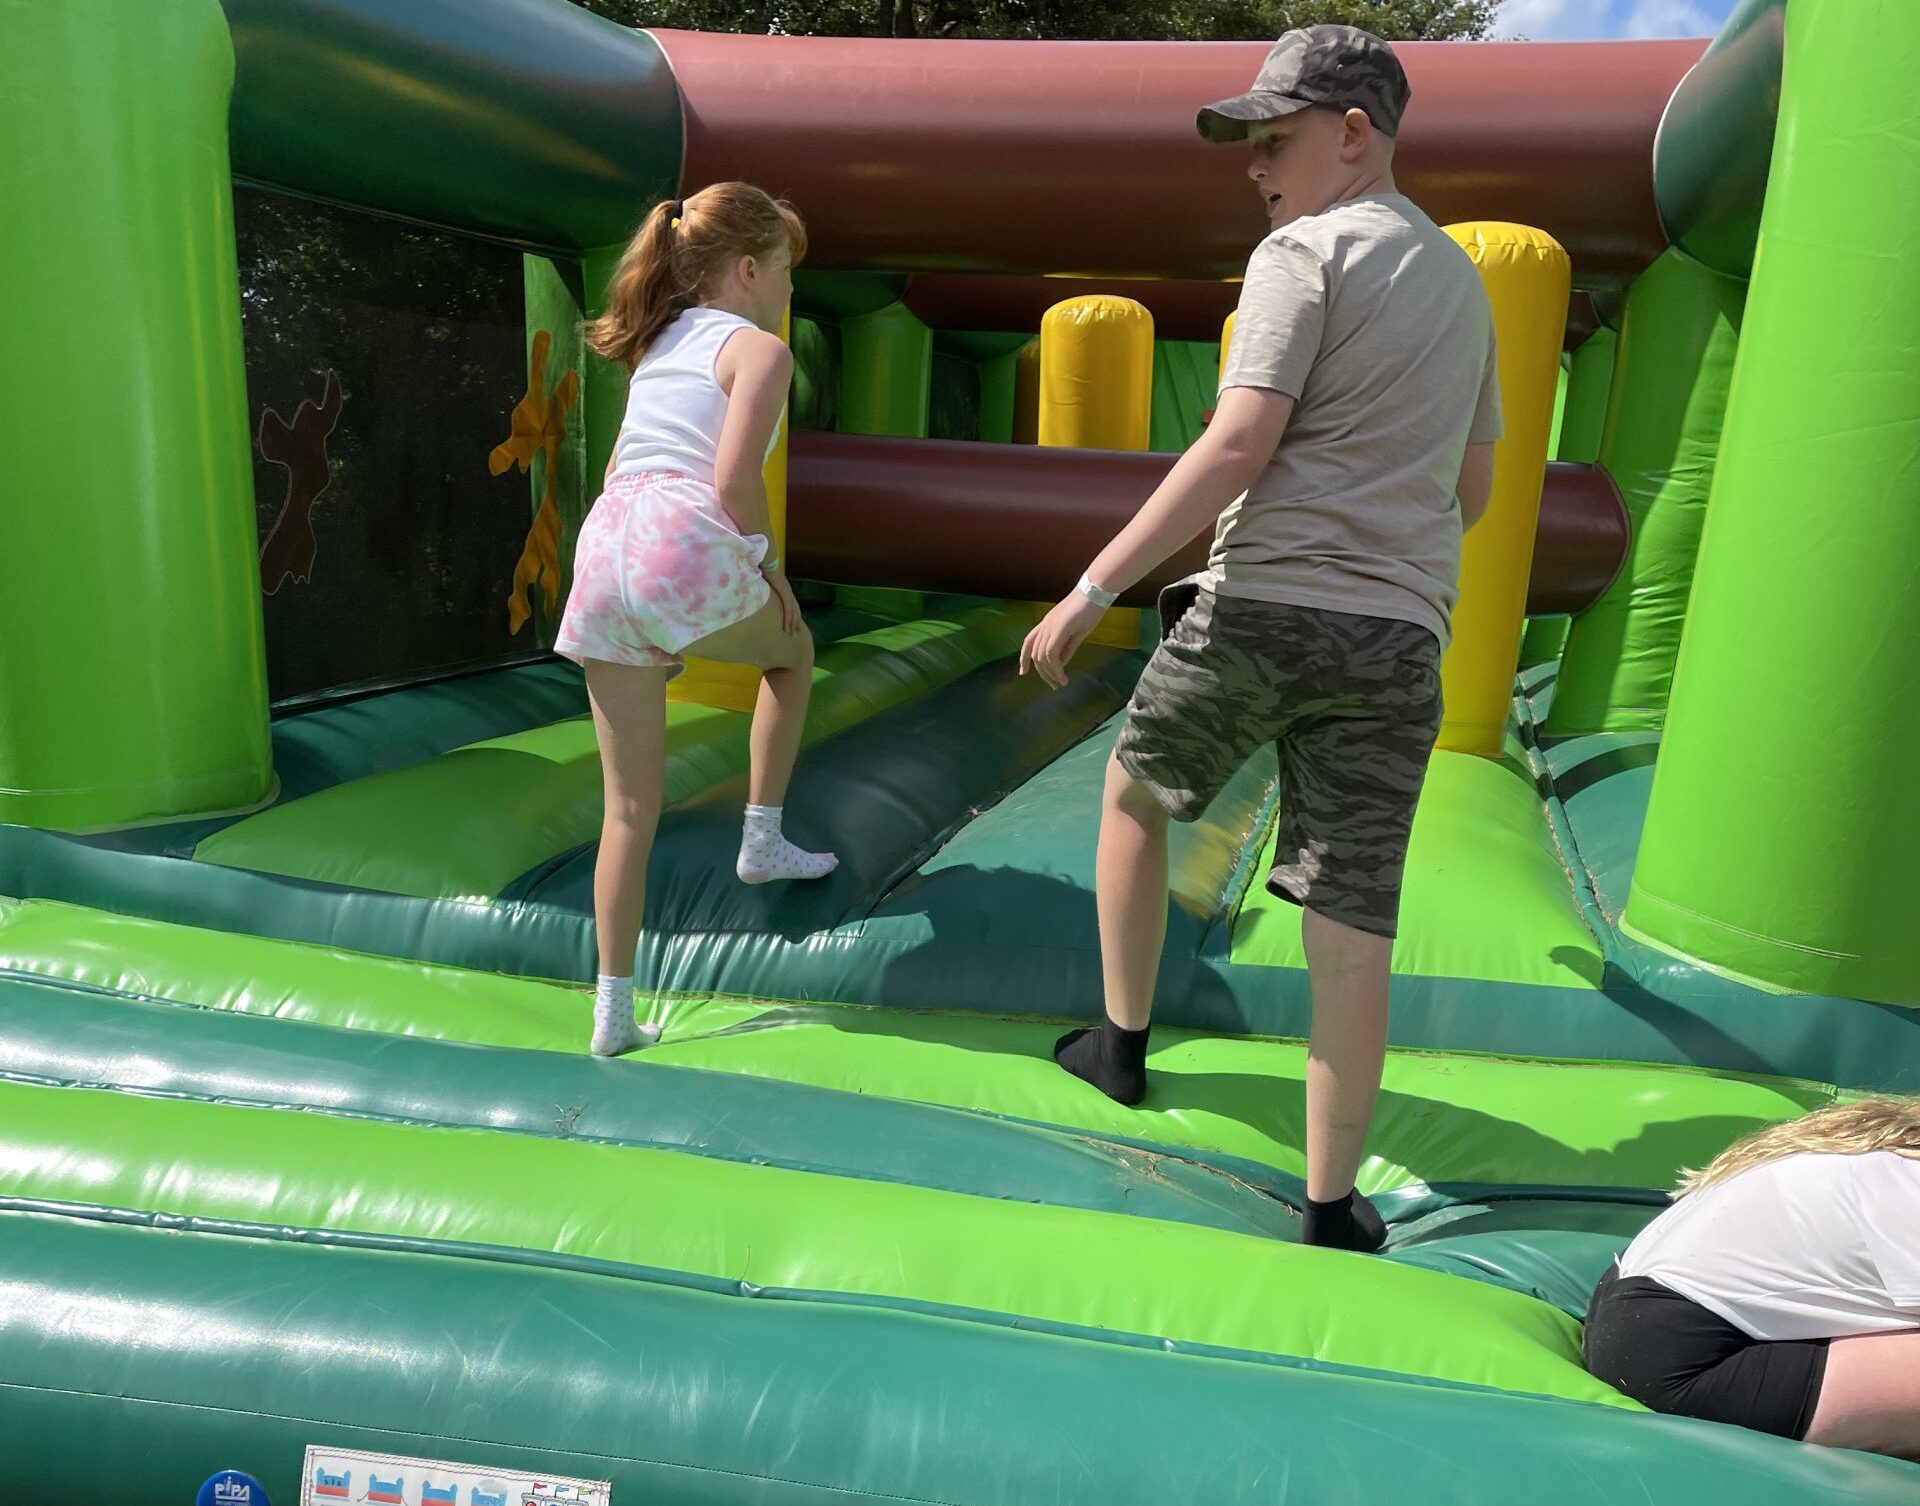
left=585, top=182, right=806, bottom=371
left=1676, top=1097, right=1920, bottom=1197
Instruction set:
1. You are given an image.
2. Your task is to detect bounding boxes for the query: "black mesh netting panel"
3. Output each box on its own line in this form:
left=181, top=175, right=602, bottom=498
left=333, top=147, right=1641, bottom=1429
left=928, top=349, right=981, bottom=441
left=235, top=186, right=539, bottom=703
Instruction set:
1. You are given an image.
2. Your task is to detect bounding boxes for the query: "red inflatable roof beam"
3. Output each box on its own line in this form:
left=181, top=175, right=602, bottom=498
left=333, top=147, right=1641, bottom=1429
left=658, top=33, right=1702, bottom=289
left=907, top=274, right=1615, bottom=351
left=904, top=275, right=1240, bottom=344
left=785, top=432, right=1628, bottom=616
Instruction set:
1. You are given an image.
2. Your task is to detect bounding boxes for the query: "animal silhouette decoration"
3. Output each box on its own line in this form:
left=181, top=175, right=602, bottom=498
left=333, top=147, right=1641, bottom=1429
left=258, top=369, right=344, bottom=594
left=491, top=328, right=580, bottom=634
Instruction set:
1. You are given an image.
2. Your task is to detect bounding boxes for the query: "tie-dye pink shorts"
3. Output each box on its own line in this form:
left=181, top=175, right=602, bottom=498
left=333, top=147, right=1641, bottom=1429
left=555, top=471, right=772, bottom=677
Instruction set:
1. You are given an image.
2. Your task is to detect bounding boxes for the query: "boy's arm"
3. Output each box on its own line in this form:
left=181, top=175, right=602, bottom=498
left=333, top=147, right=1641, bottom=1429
left=1456, top=441, right=1496, bottom=530
left=1459, top=336, right=1503, bottom=532
left=1020, top=385, right=1294, bottom=688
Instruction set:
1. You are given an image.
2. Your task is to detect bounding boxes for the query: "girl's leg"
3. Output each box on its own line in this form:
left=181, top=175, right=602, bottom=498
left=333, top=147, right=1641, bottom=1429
left=584, top=659, right=668, bottom=1052
left=682, top=597, right=833, bottom=882
left=746, top=631, right=814, bottom=808
left=1804, top=1330, right=1920, bottom=1459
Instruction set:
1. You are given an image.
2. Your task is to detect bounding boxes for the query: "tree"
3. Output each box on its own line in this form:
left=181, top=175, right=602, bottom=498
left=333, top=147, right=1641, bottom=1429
left=573, top=0, right=1496, bottom=42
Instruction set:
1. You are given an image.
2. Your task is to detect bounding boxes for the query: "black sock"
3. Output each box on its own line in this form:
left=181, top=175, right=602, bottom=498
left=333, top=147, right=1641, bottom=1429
left=1300, top=1189, right=1387, bottom=1253
left=1053, top=1018, right=1150, bottom=1106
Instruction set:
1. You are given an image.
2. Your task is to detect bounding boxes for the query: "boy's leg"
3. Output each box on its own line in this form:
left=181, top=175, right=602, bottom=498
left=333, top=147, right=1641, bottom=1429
left=1098, top=752, right=1172, bottom=1032
left=1266, top=610, right=1444, bottom=1250
left=1054, top=756, right=1173, bottom=1105
left=1302, top=905, right=1392, bottom=1204
left=1056, top=587, right=1282, bottom=1104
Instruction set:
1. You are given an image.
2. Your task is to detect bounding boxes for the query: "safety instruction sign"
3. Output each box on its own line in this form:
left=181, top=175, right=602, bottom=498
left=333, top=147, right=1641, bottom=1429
left=300, top=1445, right=611, bottom=1506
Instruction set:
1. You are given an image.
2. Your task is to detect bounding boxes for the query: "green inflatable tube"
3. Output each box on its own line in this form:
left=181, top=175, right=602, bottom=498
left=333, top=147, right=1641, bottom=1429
left=1627, top=0, right=1920, bottom=1002
left=0, top=1075, right=1616, bottom=1404
left=1652, top=0, right=1787, bottom=280
left=1549, top=253, right=1743, bottom=735
left=2, top=0, right=270, bottom=828
left=0, top=975, right=1300, bottom=1242
left=10, top=1211, right=1920, bottom=1505
left=220, top=0, right=682, bottom=253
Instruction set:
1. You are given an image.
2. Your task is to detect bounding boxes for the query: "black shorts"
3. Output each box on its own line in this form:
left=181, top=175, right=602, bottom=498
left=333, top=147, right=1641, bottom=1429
left=1583, top=1262, right=1829, bottom=1440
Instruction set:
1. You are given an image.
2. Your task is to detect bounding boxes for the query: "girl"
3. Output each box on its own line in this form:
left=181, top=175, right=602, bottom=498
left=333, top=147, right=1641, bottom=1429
left=558, top=182, right=837, bottom=1057
left=1584, top=1098, right=1920, bottom=1459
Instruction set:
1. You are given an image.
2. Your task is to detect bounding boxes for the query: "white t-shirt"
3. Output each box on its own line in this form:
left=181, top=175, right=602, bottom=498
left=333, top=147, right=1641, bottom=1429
left=1616, top=1151, right=1920, bottom=1341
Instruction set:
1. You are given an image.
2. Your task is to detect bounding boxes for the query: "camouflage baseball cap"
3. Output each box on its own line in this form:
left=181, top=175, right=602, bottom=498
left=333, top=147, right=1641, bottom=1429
left=1196, top=25, right=1411, bottom=142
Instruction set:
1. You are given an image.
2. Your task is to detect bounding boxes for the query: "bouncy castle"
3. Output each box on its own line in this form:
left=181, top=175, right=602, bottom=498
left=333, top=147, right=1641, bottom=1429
left=2, top=0, right=1917, bottom=1499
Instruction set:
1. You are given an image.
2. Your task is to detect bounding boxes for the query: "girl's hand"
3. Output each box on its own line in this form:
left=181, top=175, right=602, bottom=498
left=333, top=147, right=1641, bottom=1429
left=764, top=566, right=803, bottom=635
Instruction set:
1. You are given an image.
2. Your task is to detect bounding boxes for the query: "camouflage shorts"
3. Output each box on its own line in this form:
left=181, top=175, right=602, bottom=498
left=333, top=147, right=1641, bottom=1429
left=1113, top=584, right=1444, bottom=938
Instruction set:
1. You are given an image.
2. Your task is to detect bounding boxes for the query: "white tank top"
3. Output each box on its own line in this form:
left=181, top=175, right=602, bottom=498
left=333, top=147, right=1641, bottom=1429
left=610, top=306, right=779, bottom=487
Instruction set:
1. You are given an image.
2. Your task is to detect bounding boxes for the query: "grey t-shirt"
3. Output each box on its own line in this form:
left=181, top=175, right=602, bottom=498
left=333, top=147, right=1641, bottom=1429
left=1204, top=192, right=1503, bottom=648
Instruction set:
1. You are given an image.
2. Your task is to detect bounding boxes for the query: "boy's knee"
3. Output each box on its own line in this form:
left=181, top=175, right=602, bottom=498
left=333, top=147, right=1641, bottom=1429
left=1106, top=757, right=1172, bottom=825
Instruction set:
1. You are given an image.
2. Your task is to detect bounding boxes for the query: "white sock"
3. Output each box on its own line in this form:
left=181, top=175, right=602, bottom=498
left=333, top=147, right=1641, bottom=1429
left=736, top=803, right=838, bottom=885
left=589, top=974, right=660, bottom=1056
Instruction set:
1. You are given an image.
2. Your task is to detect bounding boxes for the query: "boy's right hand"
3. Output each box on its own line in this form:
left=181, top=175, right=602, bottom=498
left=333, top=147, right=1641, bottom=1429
left=1020, top=591, right=1105, bottom=689
left=765, top=567, right=803, bottom=635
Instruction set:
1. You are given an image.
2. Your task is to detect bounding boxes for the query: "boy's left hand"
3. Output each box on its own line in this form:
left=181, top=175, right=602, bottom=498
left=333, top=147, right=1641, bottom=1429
left=1020, top=593, right=1106, bottom=690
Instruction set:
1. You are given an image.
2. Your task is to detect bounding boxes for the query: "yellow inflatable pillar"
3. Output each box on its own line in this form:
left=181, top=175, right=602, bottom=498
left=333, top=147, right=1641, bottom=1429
left=1217, top=310, right=1236, bottom=390
left=668, top=307, right=792, bottom=713
left=1038, top=296, right=1152, bottom=646
left=1435, top=224, right=1570, bottom=756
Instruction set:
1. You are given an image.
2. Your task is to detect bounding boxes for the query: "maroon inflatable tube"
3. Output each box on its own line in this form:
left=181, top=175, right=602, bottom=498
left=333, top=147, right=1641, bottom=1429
left=658, top=32, right=1702, bottom=289
left=786, top=432, right=1628, bottom=615
left=904, top=275, right=1240, bottom=343
left=906, top=274, right=1613, bottom=351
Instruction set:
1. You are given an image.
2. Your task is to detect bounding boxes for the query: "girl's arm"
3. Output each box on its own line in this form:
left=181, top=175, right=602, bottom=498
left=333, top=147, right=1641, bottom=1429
left=712, top=329, right=793, bottom=544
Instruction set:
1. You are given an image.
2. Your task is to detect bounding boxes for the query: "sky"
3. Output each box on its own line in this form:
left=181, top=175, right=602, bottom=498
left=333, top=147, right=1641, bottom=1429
left=1494, top=0, right=1738, bottom=40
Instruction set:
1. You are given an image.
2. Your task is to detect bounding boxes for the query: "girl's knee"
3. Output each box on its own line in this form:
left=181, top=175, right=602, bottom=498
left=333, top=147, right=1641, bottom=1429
left=603, top=796, right=659, bottom=833
left=774, top=627, right=815, bottom=672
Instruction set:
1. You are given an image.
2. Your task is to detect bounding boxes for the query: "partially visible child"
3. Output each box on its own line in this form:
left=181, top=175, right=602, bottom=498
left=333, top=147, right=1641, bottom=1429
left=1584, top=1099, right=1920, bottom=1459
left=558, top=182, right=836, bottom=1057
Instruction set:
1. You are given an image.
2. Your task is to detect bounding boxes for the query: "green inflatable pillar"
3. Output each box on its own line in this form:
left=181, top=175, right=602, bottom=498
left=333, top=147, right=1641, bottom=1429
left=1521, top=329, right=1620, bottom=669
left=1547, top=254, right=1743, bottom=735
left=1, top=0, right=270, bottom=828
left=1544, top=360, right=1569, bottom=465
left=1626, top=3, right=1920, bottom=1003
left=979, top=346, right=1023, bottom=446
left=837, top=303, right=931, bottom=615
left=1557, top=327, right=1617, bottom=466
left=840, top=303, right=932, bottom=439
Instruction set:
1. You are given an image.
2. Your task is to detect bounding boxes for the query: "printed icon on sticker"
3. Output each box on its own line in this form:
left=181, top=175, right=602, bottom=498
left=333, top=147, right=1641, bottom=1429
left=198, top=1470, right=271, bottom=1506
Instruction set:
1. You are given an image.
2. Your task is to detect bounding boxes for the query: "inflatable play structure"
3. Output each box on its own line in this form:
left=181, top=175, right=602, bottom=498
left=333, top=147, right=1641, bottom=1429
left=4, top=0, right=1918, bottom=1499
